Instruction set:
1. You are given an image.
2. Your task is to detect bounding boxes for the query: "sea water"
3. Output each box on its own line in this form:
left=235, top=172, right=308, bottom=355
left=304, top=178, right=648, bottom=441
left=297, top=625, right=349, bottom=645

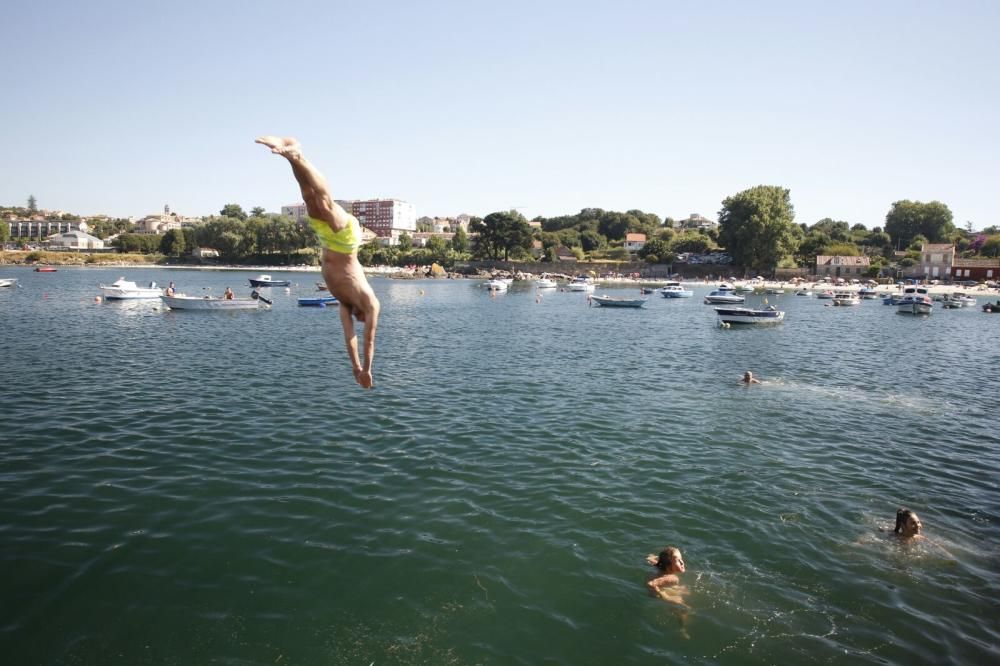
left=0, top=267, right=997, bottom=665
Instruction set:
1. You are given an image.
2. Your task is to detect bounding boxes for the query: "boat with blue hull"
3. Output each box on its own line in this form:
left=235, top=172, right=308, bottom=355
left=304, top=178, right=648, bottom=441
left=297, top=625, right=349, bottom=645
left=298, top=296, right=339, bottom=307
left=590, top=294, right=647, bottom=308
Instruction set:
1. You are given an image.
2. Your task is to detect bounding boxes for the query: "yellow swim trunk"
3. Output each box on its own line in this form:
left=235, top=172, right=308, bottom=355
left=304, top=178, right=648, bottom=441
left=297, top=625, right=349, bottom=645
left=308, top=215, right=361, bottom=254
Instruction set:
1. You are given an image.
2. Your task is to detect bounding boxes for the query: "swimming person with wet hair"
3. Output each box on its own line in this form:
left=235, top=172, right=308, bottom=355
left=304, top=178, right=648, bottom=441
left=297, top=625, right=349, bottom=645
left=894, top=508, right=923, bottom=539
left=740, top=370, right=761, bottom=385
left=645, top=546, right=688, bottom=605
left=256, top=136, right=380, bottom=389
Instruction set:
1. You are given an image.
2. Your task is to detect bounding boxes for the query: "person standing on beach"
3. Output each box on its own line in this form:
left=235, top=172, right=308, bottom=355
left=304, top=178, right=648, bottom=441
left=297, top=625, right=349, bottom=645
left=256, top=136, right=380, bottom=389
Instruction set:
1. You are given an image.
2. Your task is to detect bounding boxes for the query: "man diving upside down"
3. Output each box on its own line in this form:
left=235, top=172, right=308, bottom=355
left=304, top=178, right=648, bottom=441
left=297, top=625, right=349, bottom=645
left=256, top=136, right=380, bottom=389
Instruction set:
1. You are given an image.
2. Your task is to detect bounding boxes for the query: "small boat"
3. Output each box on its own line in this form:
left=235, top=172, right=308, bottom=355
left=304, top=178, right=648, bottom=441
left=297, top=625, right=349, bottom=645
left=297, top=296, right=339, bottom=307
left=535, top=275, right=558, bottom=289
left=640, top=287, right=656, bottom=295
left=659, top=281, right=693, bottom=298
left=315, top=281, right=329, bottom=291
left=567, top=276, right=596, bottom=292
left=100, top=277, right=162, bottom=300
left=704, top=286, right=744, bottom=304
left=982, top=301, right=1000, bottom=313
left=946, top=292, right=976, bottom=307
left=248, top=274, right=291, bottom=288
left=34, top=266, right=57, bottom=272
left=483, top=279, right=509, bottom=292
left=940, top=297, right=963, bottom=309
left=882, top=293, right=906, bottom=305
left=161, top=294, right=264, bottom=310
left=897, top=286, right=933, bottom=315
left=816, top=290, right=835, bottom=299
left=832, top=292, right=861, bottom=306
left=858, top=287, right=879, bottom=299
left=0, top=278, right=17, bottom=288
left=714, top=306, right=785, bottom=325
left=590, top=294, right=647, bottom=308
left=794, top=289, right=813, bottom=297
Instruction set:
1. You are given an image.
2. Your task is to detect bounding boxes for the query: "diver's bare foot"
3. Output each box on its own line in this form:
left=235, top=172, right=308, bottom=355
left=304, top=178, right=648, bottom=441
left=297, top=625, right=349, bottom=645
left=255, top=136, right=301, bottom=159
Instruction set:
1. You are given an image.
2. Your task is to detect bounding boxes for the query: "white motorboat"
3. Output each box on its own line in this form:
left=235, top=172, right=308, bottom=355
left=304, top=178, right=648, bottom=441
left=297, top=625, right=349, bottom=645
left=483, top=279, right=509, bottom=292
left=0, top=278, right=17, bottom=288
left=794, top=289, right=813, bottom=297
left=161, top=294, right=265, bottom=310
left=659, top=281, right=693, bottom=298
left=100, top=277, right=163, bottom=300
left=832, top=292, right=861, bottom=306
left=858, top=287, right=879, bottom=299
left=816, top=290, right=835, bottom=299
left=704, top=286, right=744, bottom=304
left=249, top=274, right=291, bottom=288
left=567, top=276, right=596, bottom=292
left=897, top=286, right=933, bottom=315
left=714, top=306, right=785, bottom=325
left=590, top=294, right=647, bottom=308
left=535, top=275, right=558, bottom=289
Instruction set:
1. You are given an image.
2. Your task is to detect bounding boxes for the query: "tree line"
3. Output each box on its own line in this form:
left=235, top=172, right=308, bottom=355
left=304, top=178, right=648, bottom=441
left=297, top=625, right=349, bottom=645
left=5, top=194, right=999, bottom=273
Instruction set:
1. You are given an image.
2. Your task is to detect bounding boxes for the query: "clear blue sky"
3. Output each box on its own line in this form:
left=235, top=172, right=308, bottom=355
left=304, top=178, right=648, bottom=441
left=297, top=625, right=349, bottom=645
left=3, top=0, right=997, bottom=229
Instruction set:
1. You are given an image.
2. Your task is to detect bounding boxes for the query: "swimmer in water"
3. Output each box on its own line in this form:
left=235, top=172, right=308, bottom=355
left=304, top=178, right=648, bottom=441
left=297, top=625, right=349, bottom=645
left=646, top=546, right=689, bottom=606
left=740, top=370, right=761, bottom=385
left=646, top=545, right=690, bottom=637
left=894, top=508, right=923, bottom=540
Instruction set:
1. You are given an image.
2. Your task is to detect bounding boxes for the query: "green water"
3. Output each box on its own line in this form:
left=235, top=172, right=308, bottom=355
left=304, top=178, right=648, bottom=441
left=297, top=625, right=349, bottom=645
left=0, top=267, right=997, bottom=664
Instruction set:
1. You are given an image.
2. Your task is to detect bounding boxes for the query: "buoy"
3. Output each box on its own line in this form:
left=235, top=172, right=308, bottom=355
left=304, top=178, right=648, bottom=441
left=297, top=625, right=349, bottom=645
left=419, top=289, right=425, bottom=296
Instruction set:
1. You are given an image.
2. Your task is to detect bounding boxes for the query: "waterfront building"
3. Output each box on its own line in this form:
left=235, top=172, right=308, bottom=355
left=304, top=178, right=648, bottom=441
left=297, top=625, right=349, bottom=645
left=624, top=233, right=647, bottom=253
left=815, top=255, right=870, bottom=279
left=47, top=230, right=105, bottom=250
left=7, top=219, right=89, bottom=239
left=951, top=257, right=999, bottom=282
left=919, top=243, right=956, bottom=280
left=136, top=214, right=181, bottom=235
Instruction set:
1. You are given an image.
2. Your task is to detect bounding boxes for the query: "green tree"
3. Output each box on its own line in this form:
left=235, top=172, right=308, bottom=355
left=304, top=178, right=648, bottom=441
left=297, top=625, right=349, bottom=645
left=160, top=228, right=186, bottom=257
left=824, top=242, right=860, bottom=256
left=451, top=226, right=469, bottom=253
left=718, top=185, right=798, bottom=274
left=397, top=233, right=413, bottom=251
left=425, top=235, right=448, bottom=261
left=250, top=206, right=266, bottom=218
left=0, top=221, right=9, bottom=244
left=469, top=210, right=533, bottom=261
left=580, top=229, right=605, bottom=252
left=27, top=195, right=37, bottom=213
left=980, top=235, right=1000, bottom=258
left=670, top=231, right=715, bottom=254
left=219, top=203, right=248, bottom=221
left=638, top=236, right=674, bottom=264
left=884, top=200, right=954, bottom=249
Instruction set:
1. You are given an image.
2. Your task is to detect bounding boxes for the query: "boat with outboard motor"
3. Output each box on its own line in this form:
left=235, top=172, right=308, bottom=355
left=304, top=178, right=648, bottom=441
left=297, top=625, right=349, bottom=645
left=714, top=305, right=785, bottom=325
left=590, top=294, right=647, bottom=308
left=248, top=274, right=291, bottom=288
left=0, top=278, right=17, bottom=288
left=659, top=281, right=693, bottom=298
left=100, top=277, right=163, bottom=300
left=896, top=286, right=933, bottom=315
left=161, top=293, right=266, bottom=310
left=704, top=285, right=744, bottom=304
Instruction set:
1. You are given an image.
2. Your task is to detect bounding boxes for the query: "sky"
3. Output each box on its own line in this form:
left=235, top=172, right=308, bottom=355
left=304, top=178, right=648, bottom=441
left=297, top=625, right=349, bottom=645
left=2, top=0, right=998, bottom=229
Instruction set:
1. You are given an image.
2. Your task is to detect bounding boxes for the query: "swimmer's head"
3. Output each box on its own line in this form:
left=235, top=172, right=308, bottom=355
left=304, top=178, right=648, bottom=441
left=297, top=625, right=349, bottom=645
left=743, top=371, right=753, bottom=381
left=655, top=546, right=685, bottom=573
left=894, top=508, right=922, bottom=536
